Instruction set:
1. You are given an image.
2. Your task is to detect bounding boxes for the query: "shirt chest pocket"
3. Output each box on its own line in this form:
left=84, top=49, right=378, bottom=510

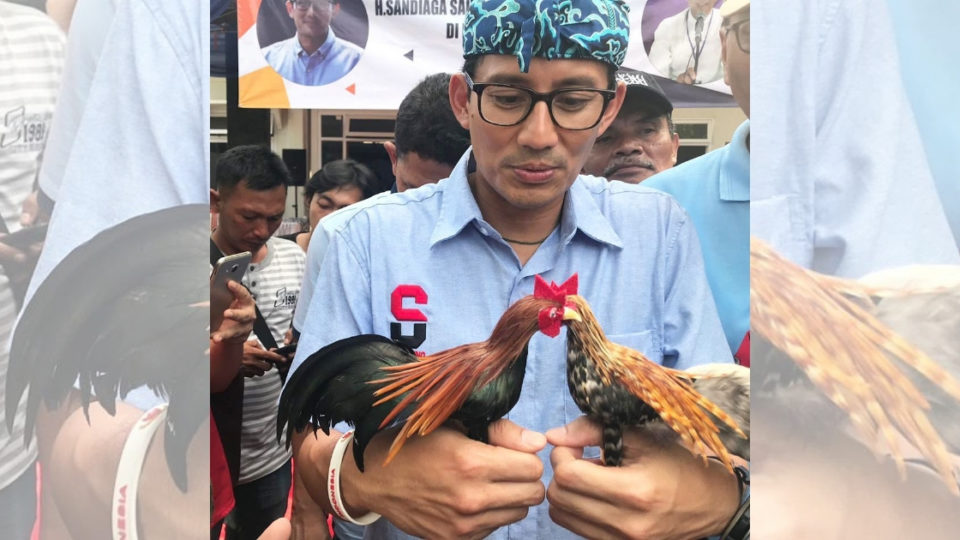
left=561, top=330, right=658, bottom=459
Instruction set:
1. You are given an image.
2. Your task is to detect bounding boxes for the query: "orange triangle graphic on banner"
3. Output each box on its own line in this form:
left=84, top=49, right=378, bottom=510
left=346, top=83, right=356, bottom=95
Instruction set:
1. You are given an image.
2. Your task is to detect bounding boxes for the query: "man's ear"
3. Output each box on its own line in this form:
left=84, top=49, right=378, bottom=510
left=285, top=0, right=295, bottom=18
left=670, top=132, right=680, bottom=165
left=596, top=81, right=626, bottom=134
left=210, top=188, right=221, bottom=214
left=384, top=141, right=399, bottom=174
left=449, top=73, right=472, bottom=130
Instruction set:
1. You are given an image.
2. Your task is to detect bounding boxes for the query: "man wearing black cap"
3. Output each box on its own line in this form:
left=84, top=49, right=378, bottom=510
left=582, top=69, right=678, bottom=184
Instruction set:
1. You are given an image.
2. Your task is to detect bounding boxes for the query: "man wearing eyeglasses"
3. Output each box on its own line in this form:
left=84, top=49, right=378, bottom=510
left=644, top=0, right=749, bottom=364
left=286, top=0, right=743, bottom=539
left=261, top=0, right=362, bottom=86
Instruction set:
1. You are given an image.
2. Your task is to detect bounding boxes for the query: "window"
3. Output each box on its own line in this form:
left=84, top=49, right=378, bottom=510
left=675, top=120, right=712, bottom=165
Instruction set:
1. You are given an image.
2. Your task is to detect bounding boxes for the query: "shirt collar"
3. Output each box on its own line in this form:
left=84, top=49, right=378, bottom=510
left=561, top=179, right=623, bottom=248
left=293, top=28, right=337, bottom=59
left=719, top=120, right=750, bottom=202
left=430, top=150, right=484, bottom=246
left=431, top=150, right=623, bottom=249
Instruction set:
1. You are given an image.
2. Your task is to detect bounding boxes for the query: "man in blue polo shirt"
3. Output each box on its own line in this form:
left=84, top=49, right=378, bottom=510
left=261, top=0, right=361, bottom=86
left=644, top=0, right=750, bottom=362
left=287, top=0, right=743, bottom=538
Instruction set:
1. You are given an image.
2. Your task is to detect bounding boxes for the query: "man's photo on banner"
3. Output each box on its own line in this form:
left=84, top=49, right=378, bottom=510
left=258, top=0, right=369, bottom=86
left=628, top=0, right=727, bottom=87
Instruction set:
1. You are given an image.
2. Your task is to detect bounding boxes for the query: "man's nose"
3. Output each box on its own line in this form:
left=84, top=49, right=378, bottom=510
left=615, top=137, right=646, bottom=156
left=516, top=101, right=559, bottom=150
left=252, top=220, right=271, bottom=239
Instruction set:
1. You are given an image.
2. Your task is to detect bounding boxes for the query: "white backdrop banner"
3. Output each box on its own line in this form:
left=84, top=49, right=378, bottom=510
left=238, top=0, right=733, bottom=109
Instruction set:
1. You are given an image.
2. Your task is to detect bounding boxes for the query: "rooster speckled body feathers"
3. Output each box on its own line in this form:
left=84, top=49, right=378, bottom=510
left=534, top=275, right=748, bottom=470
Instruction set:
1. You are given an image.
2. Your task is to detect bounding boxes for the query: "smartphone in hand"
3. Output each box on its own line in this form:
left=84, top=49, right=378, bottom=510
left=210, top=251, right=252, bottom=330
left=0, top=224, right=48, bottom=250
left=270, top=343, right=297, bottom=361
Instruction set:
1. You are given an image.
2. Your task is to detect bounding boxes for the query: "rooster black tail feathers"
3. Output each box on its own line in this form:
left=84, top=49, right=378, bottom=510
left=276, top=334, right=417, bottom=466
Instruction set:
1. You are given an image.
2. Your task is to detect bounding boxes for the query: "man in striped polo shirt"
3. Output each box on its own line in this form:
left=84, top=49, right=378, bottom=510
left=211, top=145, right=306, bottom=540
left=0, top=2, right=64, bottom=537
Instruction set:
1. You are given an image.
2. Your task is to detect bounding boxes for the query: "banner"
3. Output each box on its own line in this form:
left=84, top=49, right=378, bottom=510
left=238, top=0, right=734, bottom=109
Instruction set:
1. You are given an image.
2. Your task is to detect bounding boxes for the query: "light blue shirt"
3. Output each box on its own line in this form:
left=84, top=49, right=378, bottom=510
left=752, top=0, right=959, bottom=278
left=289, top=150, right=731, bottom=539
left=293, top=191, right=392, bottom=334
left=885, top=0, right=960, bottom=251
left=644, top=120, right=750, bottom=356
left=26, top=0, right=210, bottom=308
left=261, top=28, right=361, bottom=86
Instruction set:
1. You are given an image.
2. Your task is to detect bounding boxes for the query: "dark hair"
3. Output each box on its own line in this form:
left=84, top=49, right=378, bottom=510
left=305, top=159, right=378, bottom=204
left=461, top=56, right=618, bottom=90
left=214, top=145, right=290, bottom=194
left=394, top=73, right=470, bottom=167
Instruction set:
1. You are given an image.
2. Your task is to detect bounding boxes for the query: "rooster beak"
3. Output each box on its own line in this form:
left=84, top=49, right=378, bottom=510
left=562, top=307, right=581, bottom=322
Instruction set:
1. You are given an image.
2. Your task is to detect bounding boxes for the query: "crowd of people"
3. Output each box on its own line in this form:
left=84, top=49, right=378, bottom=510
left=3, top=0, right=959, bottom=538
left=211, top=1, right=754, bottom=539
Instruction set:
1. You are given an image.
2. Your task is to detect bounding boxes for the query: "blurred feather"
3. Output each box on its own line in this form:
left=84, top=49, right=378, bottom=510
left=6, top=205, right=209, bottom=491
left=750, top=236, right=960, bottom=494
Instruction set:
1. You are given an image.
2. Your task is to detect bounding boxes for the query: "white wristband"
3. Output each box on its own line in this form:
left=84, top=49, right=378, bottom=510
left=328, top=431, right=381, bottom=525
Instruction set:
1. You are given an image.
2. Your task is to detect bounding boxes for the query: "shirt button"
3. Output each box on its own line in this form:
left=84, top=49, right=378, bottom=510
left=251, top=281, right=257, bottom=287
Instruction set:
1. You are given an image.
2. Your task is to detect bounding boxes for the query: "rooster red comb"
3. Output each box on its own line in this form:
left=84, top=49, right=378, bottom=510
left=534, top=274, right=578, bottom=302
left=534, top=274, right=578, bottom=337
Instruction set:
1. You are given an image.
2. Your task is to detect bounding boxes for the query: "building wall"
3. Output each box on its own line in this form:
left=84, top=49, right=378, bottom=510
left=673, top=106, right=747, bottom=152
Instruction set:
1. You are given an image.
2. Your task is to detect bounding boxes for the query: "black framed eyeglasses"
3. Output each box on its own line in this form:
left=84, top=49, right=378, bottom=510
left=463, top=73, right=616, bottom=131
left=722, top=18, right=750, bottom=54
left=290, top=0, right=332, bottom=11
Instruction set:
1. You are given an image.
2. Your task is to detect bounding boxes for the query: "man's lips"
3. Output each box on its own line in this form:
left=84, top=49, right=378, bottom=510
left=511, top=163, right=560, bottom=183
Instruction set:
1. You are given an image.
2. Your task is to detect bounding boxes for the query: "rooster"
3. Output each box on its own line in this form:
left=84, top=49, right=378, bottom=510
left=277, top=287, right=569, bottom=472
left=537, top=275, right=749, bottom=471
left=751, top=236, right=960, bottom=495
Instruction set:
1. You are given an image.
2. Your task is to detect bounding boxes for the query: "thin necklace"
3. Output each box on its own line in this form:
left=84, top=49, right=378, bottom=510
left=501, top=232, right=552, bottom=245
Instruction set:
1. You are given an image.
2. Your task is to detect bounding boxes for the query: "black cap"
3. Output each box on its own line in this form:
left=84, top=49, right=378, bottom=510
left=616, top=68, right=673, bottom=116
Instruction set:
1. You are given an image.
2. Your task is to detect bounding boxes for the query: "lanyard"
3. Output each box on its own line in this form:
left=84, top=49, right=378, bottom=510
left=684, top=8, right=714, bottom=80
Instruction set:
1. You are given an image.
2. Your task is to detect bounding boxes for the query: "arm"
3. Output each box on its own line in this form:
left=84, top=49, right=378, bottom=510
left=38, top=397, right=208, bottom=539
left=0, top=191, right=50, bottom=304
left=210, top=279, right=256, bottom=392
left=290, top=417, right=547, bottom=540
left=647, top=19, right=674, bottom=79
left=546, top=417, right=742, bottom=539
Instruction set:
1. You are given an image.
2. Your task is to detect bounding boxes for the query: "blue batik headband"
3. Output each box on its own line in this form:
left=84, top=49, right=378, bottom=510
left=462, top=0, right=630, bottom=72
